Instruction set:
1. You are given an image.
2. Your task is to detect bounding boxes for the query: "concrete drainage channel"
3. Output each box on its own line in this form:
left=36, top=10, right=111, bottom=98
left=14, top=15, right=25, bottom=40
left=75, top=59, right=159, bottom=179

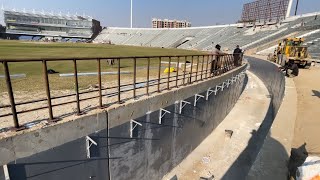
left=0, top=61, right=289, bottom=180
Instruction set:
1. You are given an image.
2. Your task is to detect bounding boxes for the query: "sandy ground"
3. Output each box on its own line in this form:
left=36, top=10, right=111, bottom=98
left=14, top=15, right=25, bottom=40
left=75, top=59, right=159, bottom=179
left=250, top=54, right=320, bottom=154
left=163, top=71, right=271, bottom=179
left=292, top=64, right=320, bottom=154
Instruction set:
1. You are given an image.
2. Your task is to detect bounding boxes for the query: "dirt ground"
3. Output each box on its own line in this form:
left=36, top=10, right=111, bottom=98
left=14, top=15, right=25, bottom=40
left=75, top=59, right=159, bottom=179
left=292, top=64, right=320, bottom=154
left=251, top=54, right=320, bottom=154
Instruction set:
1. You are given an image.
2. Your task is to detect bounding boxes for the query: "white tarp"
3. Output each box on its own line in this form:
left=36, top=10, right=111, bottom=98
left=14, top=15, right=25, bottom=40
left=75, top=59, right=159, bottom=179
left=297, top=156, right=320, bottom=180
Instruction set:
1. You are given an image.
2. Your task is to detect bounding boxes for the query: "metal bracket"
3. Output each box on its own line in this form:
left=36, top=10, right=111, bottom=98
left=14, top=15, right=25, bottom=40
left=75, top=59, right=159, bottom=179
left=179, top=100, right=191, bottom=114
left=226, top=79, right=231, bottom=88
left=215, top=85, right=222, bottom=95
left=232, top=76, right=237, bottom=83
left=159, top=108, right=171, bottom=124
left=130, top=119, right=142, bottom=138
left=206, top=88, right=214, bottom=100
left=86, top=136, right=98, bottom=159
left=194, top=94, right=205, bottom=106
left=220, top=82, right=227, bottom=91
left=236, top=74, right=240, bottom=81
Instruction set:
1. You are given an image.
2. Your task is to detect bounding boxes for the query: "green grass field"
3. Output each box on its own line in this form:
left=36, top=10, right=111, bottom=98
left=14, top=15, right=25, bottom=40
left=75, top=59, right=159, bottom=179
left=0, top=40, right=206, bottom=92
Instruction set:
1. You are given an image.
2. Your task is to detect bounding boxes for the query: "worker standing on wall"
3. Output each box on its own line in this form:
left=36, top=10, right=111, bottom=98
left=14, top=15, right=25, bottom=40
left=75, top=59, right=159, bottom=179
left=233, top=45, right=242, bottom=67
left=210, top=44, right=225, bottom=75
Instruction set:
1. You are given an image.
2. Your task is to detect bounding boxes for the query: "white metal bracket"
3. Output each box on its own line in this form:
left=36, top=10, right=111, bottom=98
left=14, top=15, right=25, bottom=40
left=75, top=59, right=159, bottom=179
left=236, top=74, right=240, bottom=81
left=86, top=136, right=98, bottom=159
left=194, top=94, right=205, bottom=106
left=206, top=88, right=214, bottom=100
left=220, top=82, right=227, bottom=91
left=179, top=100, right=191, bottom=114
left=232, top=76, right=237, bottom=83
left=130, top=119, right=142, bottom=138
left=215, top=85, right=222, bottom=95
left=226, top=79, right=231, bottom=88
left=159, top=108, right=171, bottom=124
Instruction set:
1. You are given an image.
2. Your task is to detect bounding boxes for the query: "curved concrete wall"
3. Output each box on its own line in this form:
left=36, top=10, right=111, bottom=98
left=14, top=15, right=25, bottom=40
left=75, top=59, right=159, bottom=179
left=246, top=57, right=285, bottom=117
left=246, top=57, right=293, bottom=179
left=1, top=65, right=248, bottom=180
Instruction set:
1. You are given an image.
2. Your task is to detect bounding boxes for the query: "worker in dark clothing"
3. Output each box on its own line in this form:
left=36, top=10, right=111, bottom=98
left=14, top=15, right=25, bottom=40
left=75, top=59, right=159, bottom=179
left=233, top=45, right=242, bottom=66
left=280, top=61, right=299, bottom=78
left=210, top=44, right=225, bottom=75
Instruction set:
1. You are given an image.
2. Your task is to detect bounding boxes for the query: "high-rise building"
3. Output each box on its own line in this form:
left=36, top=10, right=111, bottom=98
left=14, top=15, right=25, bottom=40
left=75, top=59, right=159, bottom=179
left=152, top=18, right=191, bottom=28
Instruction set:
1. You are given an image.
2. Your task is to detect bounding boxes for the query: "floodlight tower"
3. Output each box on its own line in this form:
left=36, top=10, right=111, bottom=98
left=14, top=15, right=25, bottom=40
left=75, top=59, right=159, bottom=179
left=130, top=0, right=133, bottom=28
left=286, top=0, right=294, bottom=18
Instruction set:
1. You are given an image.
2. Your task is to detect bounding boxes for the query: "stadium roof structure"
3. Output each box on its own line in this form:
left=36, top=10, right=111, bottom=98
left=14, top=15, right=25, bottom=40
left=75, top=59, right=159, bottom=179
left=4, top=9, right=93, bottom=21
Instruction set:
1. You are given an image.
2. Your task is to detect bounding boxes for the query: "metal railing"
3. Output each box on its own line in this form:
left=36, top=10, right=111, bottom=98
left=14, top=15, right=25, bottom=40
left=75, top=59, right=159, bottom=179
left=0, top=54, right=243, bottom=130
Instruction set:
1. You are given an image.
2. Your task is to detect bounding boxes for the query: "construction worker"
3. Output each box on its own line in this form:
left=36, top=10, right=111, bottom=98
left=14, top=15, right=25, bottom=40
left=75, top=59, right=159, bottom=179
left=277, top=43, right=283, bottom=65
left=210, top=44, right=225, bottom=75
left=233, top=45, right=242, bottom=66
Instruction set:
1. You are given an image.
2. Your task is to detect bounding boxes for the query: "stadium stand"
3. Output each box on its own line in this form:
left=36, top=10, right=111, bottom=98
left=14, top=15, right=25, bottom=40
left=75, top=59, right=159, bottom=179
left=94, top=13, right=320, bottom=56
left=3, top=9, right=102, bottom=40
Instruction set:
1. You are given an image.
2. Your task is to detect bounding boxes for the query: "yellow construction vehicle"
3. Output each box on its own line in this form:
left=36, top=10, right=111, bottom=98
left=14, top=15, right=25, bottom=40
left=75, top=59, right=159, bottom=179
left=276, top=37, right=312, bottom=68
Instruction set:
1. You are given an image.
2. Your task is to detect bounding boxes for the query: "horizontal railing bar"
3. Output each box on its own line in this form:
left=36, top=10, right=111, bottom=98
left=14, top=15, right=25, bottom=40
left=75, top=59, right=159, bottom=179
left=0, top=54, right=239, bottom=63
left=0, top=54, right=219, bottom=62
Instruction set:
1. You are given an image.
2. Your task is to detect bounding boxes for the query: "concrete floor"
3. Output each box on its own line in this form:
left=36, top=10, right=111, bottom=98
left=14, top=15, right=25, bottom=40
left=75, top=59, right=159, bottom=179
left=163, top=71, right=271, bottom=180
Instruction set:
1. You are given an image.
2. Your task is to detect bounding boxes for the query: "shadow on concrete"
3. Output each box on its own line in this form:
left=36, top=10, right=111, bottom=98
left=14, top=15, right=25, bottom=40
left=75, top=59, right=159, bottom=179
left=7, top=157, right=120, bottom=180
left=222, top=57, right=288, bottom=179
left=221, top=101, right=282, bottom=179
left=312, top=90, right=320, bottom=98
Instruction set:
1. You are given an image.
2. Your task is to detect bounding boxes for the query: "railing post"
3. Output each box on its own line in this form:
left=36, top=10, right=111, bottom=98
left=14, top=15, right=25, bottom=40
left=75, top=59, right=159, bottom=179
left=97, top=58, right=103, bottom=108
left=218, top=55, right=222, bottom=75
left=167, top=57, right=171, bottom=90
left=117, top=58, right=121, bottom=103
left=183, top=56, right=187, bottom=85
left=200, top=55, right=204, bottom=80
left=176, top=56, right=180, bottom=87
left=209, top=55, right=213, bottom=78
left=3, top=62, right=20, bottom=129
left=146, top=57, right=150, bottom=95
left=195, top=56, right=199, bottom=82
left=73, top=59, right=81, bottom=115
left=205, top=55, right=209, bottom=79
left=42, top=60, right=54, bottom=121
left=133, top=58, right=137, bottom=99
left=190, top=56, right=194, bottom=84
left=158, top=57, right=161, bottom=92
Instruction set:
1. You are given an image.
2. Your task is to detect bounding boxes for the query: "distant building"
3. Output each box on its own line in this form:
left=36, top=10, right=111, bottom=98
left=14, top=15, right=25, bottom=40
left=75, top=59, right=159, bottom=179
left=152, top=18, right=191, bottom=28
left=3, top=9, right=102, bottom=40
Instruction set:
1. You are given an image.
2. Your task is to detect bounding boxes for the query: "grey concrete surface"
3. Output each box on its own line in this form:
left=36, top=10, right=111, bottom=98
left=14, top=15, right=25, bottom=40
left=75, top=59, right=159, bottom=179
left=247, top=56, right=297, bottom=180
left=0, top=112, right=107, bottom=166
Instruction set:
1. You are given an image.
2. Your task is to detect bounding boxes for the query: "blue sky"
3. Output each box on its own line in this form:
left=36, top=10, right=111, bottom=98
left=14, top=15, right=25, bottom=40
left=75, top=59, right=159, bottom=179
left=1, top=0, right=320, bottom=27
